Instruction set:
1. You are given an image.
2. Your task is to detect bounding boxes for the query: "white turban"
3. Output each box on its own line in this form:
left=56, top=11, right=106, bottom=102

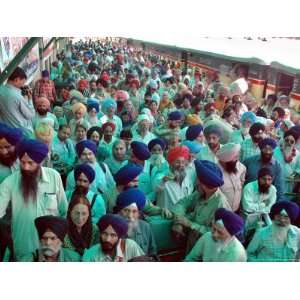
left=216, top=143, right=241, bottom=162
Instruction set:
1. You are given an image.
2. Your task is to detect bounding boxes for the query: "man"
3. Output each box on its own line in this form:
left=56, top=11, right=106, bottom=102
left=229, top=111, right=257, bottom=144
left=243, top=138, right=284, bottom=201
left=51, top=124, right=76, bottom=185
left=154, top=110, right=183, bottom=141
left=115, top=188, right=157, bottom=256
left=216, top=143, right=246, bottom=212
left=273, top=129, right=300, bottom=196
left=242, top=167, right=276, bottom=235
left=247, top=201, right=300, bottom=262
left=184, top=208, right=246, bottom=262
left=98, top=122, right=117, bottom=160
left=66, top=140, right=115, bottom=197
left=0, top=139, right=68, bottom=260
left=132, top=114, right=157, bottom=145
left=271, top=106, right=286, bottom=131
left=20, top=215, right=80, bottom=262
left=0, top=67, right=35, bottom=137
left=156, top=146, right=194, bottom=210
left=82, top=214, right=144, bottom=262
left=129, top=141, right=154, bottom=200
left=0, top=123, right=23, bottom=184
left=32, top=96, right=59, bottom=131
left=185, top=124, right=205, bottom=147
left=66, top=163, right=106, bottom=224
left=33, top=69, right=57, bottom=104
left=240, top=122, right=265, bottom=162
left=197, top=124, right=222, bottom=163
left=172, top=159, right=231, bottom=251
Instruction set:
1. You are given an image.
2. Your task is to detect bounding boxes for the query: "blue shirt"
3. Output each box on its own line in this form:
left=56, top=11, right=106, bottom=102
left=243, top=154, right=284, bottom=201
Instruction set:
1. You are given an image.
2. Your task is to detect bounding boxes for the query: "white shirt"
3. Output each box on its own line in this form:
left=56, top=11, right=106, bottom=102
left=156, top=172, right=194, bottom=210
left=0, top=167, right=68, bottom=260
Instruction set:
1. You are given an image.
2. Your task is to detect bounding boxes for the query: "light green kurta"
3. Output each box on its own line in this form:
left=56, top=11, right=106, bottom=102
left=184, top=231, right=247, bottom=262
left=0, top=167, right=68, bottom=260
left=172, top=189, right=232, bottom=235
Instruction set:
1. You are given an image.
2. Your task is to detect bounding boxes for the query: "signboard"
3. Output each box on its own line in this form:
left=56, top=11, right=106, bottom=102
left=20, top=44, right=40, bottom=81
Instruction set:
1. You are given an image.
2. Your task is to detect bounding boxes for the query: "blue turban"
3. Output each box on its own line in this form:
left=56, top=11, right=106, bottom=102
left=17, top=139, right=48, bottom=164
left=102, top=98, right=117, bottom=113
left=87, top=99, right=100, bottom=113
left=131, top=141, right=151, bottom=161
left=203, top=124, right=222, bottom=138
left=168, top=111, right=183, bottom=121
left=114, top=163, right=143, bottom=186
left=148, top=138, right=166, bottom=151
left=0, top=123, right=23, bottom=145
left=241, top=111, right=257, bottom=125
left=270, top=201, right=300, bottom=222
left=116, top=188, right=146, bottom=212
left=186, top=124, right=203, bottom=141
left=214, top=208, right=244, bottom=236
left=97, top=214, right=128, bottom=238
left=35, top=215, right=68, bottom=241
left=42, top=69, right=50, bottom=78
left=258, top=138, right=277, bottom=150
left=76, top=140, right=97, bottom=157
left=194, top=159, right=224, bottom=187
left=182, top=140, right=202, bottom=154
left=249, top=122, right=265, bottom=137
left=74, top=163, right=96, bottom=183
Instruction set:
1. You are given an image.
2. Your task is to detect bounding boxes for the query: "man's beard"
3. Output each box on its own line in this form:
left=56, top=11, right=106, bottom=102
left=127, top=220, right=138, bottom=238
left=224, top=160, right=238, bottom=174
left=261, top=153, right=272, bottom=163
left=172, top=168, right=186, bottom=183
left=252, top=136, right=263, bottom=144
left=258, top=183, right=270, bottom=194
left=101, top=239, right=118, bottom=254
left=208, top=142, right=219, bottom=152
left=0, top=150, right=17, bottom=167
left=272, top=222, right=289, bottom=243
left=20, top=167, right=40, bottom=203
left=74, top=185, right=89, bottom=196
left=37, top=108, right=48, bottom=116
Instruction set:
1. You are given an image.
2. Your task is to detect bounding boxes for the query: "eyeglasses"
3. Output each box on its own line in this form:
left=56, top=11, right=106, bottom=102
left=284, top=138, right=295, bottom=144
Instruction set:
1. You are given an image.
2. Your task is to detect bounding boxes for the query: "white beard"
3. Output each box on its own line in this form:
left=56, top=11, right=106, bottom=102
left=127, top=220, right=139, bottom=238
left=272, top=223, right=289, bottom=244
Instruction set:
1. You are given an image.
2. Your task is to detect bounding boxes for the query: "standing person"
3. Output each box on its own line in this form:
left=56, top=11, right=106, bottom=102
left=69, top=102, right=90, bottom=138
left=33, top=70, right=57, bottom=104
left=20, top=215, right=80, bottom=262
left=243, top=138, right=284, bottom=201
left=64, top=195, right=100, bottom=256
left=82, top=214, right=144, bottom=262
left=184, top=208, right=246, bottom=262
left=172, top=160, right=231, bottom=251
left=0, top=67, right=35, bottom=137
left=216, top=143, right=246, bottom=212
left=0, top=124, right=23, bottom=184
left=0, top=139, right=68, bottom=260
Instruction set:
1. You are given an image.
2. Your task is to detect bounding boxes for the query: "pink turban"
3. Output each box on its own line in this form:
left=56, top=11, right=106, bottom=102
left=216, top=143, right=241, bottom=162
left=36, top=97, right=50, bottom=109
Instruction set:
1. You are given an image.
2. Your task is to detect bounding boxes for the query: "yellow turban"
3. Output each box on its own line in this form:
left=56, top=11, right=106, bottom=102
left=186, top=114, right=202, bottom=125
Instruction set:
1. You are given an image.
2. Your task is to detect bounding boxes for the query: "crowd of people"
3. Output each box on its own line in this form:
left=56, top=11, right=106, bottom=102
left=1, top=38, right=300, bottom=262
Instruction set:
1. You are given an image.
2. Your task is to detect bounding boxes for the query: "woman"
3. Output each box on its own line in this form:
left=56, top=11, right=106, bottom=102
left=104, top=139, right=128, bottom=175
left=64, top=195, right=99, bottom=256
left=73, top=124, right=87, bottom=146
left=87, top=126, right=103, bottom=146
